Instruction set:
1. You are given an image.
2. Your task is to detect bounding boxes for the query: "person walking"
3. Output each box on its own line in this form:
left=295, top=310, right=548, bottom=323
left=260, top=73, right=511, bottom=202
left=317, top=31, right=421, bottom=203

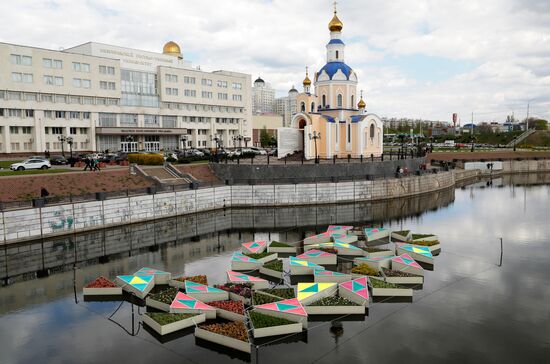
left=83, top=157, right=91, bottom=171
left=93, top=158, right=101, bottom=171
left=40, top=187, right=49, bottom=199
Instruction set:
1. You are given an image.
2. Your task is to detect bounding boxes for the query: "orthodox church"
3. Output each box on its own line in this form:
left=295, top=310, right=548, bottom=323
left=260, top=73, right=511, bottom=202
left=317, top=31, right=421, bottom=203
left=289, top=5, right=383, bottom=160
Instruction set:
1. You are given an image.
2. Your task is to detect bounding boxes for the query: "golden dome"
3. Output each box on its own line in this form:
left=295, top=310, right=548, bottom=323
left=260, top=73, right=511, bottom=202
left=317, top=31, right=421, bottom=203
left=328, top=10, right=343, bottom=32
left=303, top=67, right=312, bottom=86
left=357, top=97, right=366, bottom=109
left=163, top=41, right=181, bottom=56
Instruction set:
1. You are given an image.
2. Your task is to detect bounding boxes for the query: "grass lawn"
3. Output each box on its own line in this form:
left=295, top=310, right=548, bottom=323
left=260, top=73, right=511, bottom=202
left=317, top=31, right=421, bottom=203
left=0, top=161, right=22, bottom=169
left=0, top=169, right=74, bottom=177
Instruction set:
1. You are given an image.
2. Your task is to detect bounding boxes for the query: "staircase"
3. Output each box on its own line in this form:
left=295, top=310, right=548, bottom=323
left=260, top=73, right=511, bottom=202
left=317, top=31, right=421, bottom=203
left=506, top=129, right=536, bottom=147
left=141, top=165, right=193, bottom=185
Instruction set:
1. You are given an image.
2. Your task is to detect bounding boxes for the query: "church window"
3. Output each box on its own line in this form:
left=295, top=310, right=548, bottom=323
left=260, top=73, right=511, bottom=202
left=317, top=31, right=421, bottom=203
left=311, top=102, right=315, bottom=112
left=370, top=124, right=375, bottom=139
left=337, top=94, right=343, bottom=107
left=347, top=123, right=351, bottom=143
left=322, top=95, right=326, bottom=107
left=336, top=50, right=339, bottom=59
left=301, top=102, right=305, bottom=112
left=351, top=95, right=354, bottom=108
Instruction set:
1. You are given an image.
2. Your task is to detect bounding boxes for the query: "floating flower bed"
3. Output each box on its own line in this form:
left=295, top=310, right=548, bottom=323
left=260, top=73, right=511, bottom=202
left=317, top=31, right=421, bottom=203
left=252, top=291, right=281, bottom=305
left=411, top=240, right=441, bottom=254
left=331, top=241, right=363, bottom=256
left=184, top=281, right=229, bottom=303
left=330, top=233, right=358, bottom=244
left=364, top=227, right=390, bottom=242
left=83, top=276, right=122, bottom=296
left=143, top=312, right=205, bottom=336
left=326, top=225, right=354, bottom=232
left=395, top=243, right=434, bottom=265
left=296, top=249, right=337, bottom=265
left=243, top=251, right=278, bottom=264
left=391, top=254, right=425, bottom=277
left=226, top=271, right=269, bottom=289
left=351, top=264, right=384, bottom=279
left=169, top=275, right=208, bottom=289
left=146, top=287, right=179, bottom=312
left=318, top=247, right=338, bottom=255
left=296, top=282, right=337, bottom=305
left=259, top=288, right=295, bottom=299
left=249, top=311, right=303, bottom=338
left=361, top=246, right=395, bottom=258
left=195, top=321, right=251, bottom=353
left=116, top=275, right=154, bottom=299
left=267, top=241, right=297, bottom=254
left=209, top=300, right=245, bottom=321
left=241, top=240, right=267, bottom=254
left=369, top=277, right=413, bottom=297
left=313, top=269, right=352, bottom=283
left=134, top=267, right=172, bottom=285
left=354, top=255, right=395, bottom=271
left=289, top=256, right=325, bottom=275
left=259, top=259, right=284, bottom=279
left=411, top=233, right=439, bottom=242
left=214, top=283, right=253, bottom=304
left=305, top=296, right=365, bottom=315
left=382, top=268, right=424, bottom=285
left=252, top=298, right=308, bottom=330
left=231, top=252, right=262, bottom=271
left=170, top=292, right=216, bottom=319
left=391, top=230, right=411, bottom=241
left=339, top=277, right=369, bottom=306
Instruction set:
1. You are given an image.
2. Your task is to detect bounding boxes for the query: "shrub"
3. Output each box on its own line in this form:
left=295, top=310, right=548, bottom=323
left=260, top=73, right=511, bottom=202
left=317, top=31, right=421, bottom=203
left=128, top=153, right=164, bottom=165
left=411, top=233, right=436, bottom=240
left=148, top=287, right=179, bottom=304
left=259, top=288, right=295, bottom=299
left=351, top=264, right=380, bottom=276
left=249, top=311, right=296, bottom=329
left=370, top=278, right=399, bottom=289
left=177, top=156, right=208, bottom=164
left=393, top=230, right=410, bottom=236
left=263, top=259, right=283, bottom=272
left=309, top=296, right=358, bottom=306
left=252, top=292, right=280, bottom=305
left=244, top=252, right=274, bottom=260
left=214, top=283, right=253, bottom=298
left=199, top=321, right=248, bottom=342
left=146, top=312, right=197, bottom=325
left=411, top=240, right=439, bottom=246
left=319, top=247, right=338, bottom=254
left=382, top=268, right=420, bottom=278
left=269, top=241, right=292, bottom=248
left=166, top=157, right=177, bottom=163
left=361, top=246, right=392, bottom=253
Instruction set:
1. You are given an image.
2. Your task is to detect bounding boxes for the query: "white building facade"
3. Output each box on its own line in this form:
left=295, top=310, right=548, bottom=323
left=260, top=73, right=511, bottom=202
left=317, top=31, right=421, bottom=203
left=0, top=41, right=252, bottom=155
left=251, top=77, right=275, bottom=114
left=274, top=86, right=298, bottom=127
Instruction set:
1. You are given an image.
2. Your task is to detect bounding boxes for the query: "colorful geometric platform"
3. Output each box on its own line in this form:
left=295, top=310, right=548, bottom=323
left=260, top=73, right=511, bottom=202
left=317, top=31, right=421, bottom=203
left=232, top=252, right=260, bottom=263
left=329, top=232, right=358, bottom=244
left=170, top=292, right=216, bottom=318
left=296, top=282, right=337, bottom=304
left=296, top=249, right=337, bottom=265
left=391, top=253, right=424, bottom=276
left=133, top=267, right=171, bottom=284
left=339, top=277, right=369, bottom=306
left=253, top=298, right=307, bottom=316
left=396, top=243, right=434, bottom=264
left=116, top=275, right=155, bottom=299
left=327, top=225, right=354, bottom=232
left=231, top=252, right=262, bottom=271
left=289, top=256, right=325, bottom=275
left=354, top=255, right=395, bottom=271
left=241, top=240, right=267, bottom=254
left=185, top=280, right=226, bottom=293
left=314, top=269, right=352, bottom=283
left=364, top=227, right=390, bottom=241
left=226, top=270, right=269, bottom=289
left=303, top=232, right=332, bottom=245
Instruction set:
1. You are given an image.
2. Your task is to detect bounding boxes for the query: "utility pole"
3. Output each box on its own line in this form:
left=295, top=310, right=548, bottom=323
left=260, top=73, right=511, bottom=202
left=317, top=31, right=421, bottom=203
left=471, top=111, right=474, bottom=135
left=526, top=101, right=530, bottom=130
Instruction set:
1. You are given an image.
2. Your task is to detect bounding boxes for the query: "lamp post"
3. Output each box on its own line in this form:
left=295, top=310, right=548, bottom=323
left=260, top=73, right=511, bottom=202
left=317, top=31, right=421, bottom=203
left=513, top=136, right=517, bottom=152
left=308, top=131, right=321, bottom=163
left=210, top=134, right=222, bottom=155
left=180, top=136, right=187, bottom=156
left=66, top=136, right=74, bottom=162
left=57, top=135, right=66, bottom=158
left=233, top=134, right=243, bottom=153
left=470, top=135, right=476, bottom=153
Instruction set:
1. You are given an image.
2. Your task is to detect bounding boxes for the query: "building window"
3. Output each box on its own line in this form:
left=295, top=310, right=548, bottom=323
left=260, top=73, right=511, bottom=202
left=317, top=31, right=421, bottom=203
left=51, top=127, right=63, bottom=134
left=184, top=76, right=196, bottom=84
left=163, top=116, right=177, bottom=128
left=322, top=95, right=326, bottom=107
left=165, top=87, right=178, bottom=95
left=10, top=126, right=19, bottom=134
left=73, top=62, right=90, bottom=72
left=202, top=78, right=212, bottom=86
left=370, top=124, right=375, bottom=139
left=144, top=115, right=159, bottom=126
left=8, top=109, right=22, bottom=117
left=311, top=102, right=315, bottom=112
left=100, top=81, right=116, bottom=90
left=232, top=83, right=242, bottom=90
left=218, top=93, right=228, bottom=100
left=22, top=126, right=32, bottom=134
left=82, top=97, right=93, bottom=105
left=336, top=50, right=339, bottom=59
left=55, top=111, right=66, bottom=118
left=43, top=75, right=54, bottom=85
left=11, top=54, right=32, bottom=65
left=120, top=114, right=138, bottom=126
left=73, top=78, right=82, bottom=88
left=202, top=91, right=213, bottom=99
left=70, top=127, right=77, bottom=135
left=44, top=110, right=53, bottom=119
left=217, top=80, right=228, bottom=88
left=351, top=95, right=354, bottom=108
left=184, top=89, right=196, bottom=97
left=301, top=102, right=305, bottom=112
left=11, top=142, right=20, bottom=151
left=98, top=113, right=117, bottom=127
left=337, top=94, right=343, bottom=107
left=82, top=79, right=91, bottom=88
left=99, top=65, right=115, bottom=75
left=165, top=74, right=178, bottom=82
left=70, top=111, right=80, bottom=119
left=43, top=58, right=62, bottom=69
left=82, top=112, right=90, bottom=119
left=232, top=94, right=242, bottom=101
left=11, top=72, right=22, bottom=82
left=79, top=128, right=88, bottom=134
left=11, top=73, right=32, bottom=83
left=25, top=109, right=34, bottom=117
left=347, top=123, right=351, bottom=143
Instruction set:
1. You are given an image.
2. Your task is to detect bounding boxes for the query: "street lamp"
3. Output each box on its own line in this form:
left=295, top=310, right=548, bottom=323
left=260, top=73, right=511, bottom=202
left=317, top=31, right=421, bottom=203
left=66, top=136, right=74, bottom=163
left=210, top=134, right=222, bottom=155
left=180, top=136, right=187, bottom=156
left=470, top=135, right=476, bottom=153
left=232, top=134, right=244, bottom=153
left=513, top=136, right=517, bottom=152
left=308, top=131, right=321, bottom=163
left=57, top=135, right=66, bottom=157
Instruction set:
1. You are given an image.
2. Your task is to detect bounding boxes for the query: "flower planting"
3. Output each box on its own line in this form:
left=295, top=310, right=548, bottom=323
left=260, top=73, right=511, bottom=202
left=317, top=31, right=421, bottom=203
left=208, top=300, right=245, bottom=315
left=214, top=283, right=253, bottom=299
left=370, top=278, right=399, bottom=289
left=253, top=292, right=281, bottom=305
left=411, top=234, right=435, bottom=240
left=198, top=321, right=249, bottom=342
left=382, top=268, right=419, bottom=277
left=411, top=240, right=439, bottom=246
left=85, top=276, right=116, bottom=288
left=263, top=259, right=283, bottom=272
left=361, top=247, right=391, bottom=253
left=174, top=275, right=208, bottom=285
left=249, top=311, right=296, bottom=329
left=393, top=230, right=410, bottom=237
left=149, top=287, right=179, bottom=305
left=351, top=264, right=380, bottom=277
left=146, top=312, right=197, bottom=326
left=269, top=241, right=291, bottom=247
left=308, top=296, right=358, bottom=306
left=259, top=288, right=295, bottom=299
left=143, top=311, right=206, bottom=336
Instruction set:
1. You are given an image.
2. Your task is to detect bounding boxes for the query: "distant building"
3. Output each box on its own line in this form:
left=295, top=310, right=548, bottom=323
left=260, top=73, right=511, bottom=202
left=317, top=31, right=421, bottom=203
left=252, top=77, right=275, bottom=114
left=274, top=86, right=298, bottom=126
left=251, top=114, right=283, bottom=146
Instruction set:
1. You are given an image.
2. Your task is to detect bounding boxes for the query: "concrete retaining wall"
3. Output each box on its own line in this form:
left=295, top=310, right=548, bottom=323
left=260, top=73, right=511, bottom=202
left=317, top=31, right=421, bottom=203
left=0, top=171, right=453, bottom=244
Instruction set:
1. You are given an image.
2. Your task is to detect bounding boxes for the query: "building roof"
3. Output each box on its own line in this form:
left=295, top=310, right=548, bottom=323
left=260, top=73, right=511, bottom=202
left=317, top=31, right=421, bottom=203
left=254, top=77, right=265, bottom=84
left=328, top=39, right=345, bottom=45
left=321, top=115, right=336, bottom=123
left=317, top=61, right=353, bottom=80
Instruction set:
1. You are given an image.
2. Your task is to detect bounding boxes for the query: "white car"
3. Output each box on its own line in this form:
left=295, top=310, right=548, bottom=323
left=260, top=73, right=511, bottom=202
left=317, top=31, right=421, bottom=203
left=10, top=158, right=51, bottom=171
left=249, top=147, right=267, bottom=155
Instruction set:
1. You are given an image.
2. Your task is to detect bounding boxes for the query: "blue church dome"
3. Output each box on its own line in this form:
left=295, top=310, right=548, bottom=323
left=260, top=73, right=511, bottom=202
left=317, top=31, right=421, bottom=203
left=316, top=62, right=353, bottom=80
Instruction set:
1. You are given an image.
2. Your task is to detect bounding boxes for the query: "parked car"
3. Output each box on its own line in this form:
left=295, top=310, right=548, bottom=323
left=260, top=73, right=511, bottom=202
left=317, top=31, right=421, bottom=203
left=10, top=158, right=51, bottom=171
left=198, top=148, right=212, bottom=156
left=268, top=148, right=277, bottom=156
left=49, top=155, right=68, bottom=165
left=249, top=147, right=267, bottom=155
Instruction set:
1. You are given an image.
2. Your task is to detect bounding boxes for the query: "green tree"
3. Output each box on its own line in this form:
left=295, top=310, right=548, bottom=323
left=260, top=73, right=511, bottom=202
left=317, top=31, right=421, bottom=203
left=528, top=118, right=548, bottom=130
left=260, top=127, right=271, bottom=147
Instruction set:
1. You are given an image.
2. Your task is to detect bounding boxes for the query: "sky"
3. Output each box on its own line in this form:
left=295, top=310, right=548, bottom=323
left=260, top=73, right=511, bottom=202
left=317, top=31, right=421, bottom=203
left=1, top=0, right=549, bottom=123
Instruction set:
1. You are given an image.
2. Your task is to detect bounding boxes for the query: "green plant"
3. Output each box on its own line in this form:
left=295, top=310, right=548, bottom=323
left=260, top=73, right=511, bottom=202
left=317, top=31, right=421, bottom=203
left=309, top=296, right=358, bottom=306
left=249, top=311, right=296, bottom=329
left=361, top=246, right=392, bottom=253
left=319, top=247, right=338, bottom=254
left=392, top=230, right=410, bottom=236
left=411, top=240, right=439, bottom=246
left=148, top=287, right=179, bottom=304
left=146, top=312, right=197, bottom=325
left=411, top=234, right=436, bottom=240
left=252, top=292, right=281, bottom=305
left=351, top=264, right=379, bottom=276
left=382, top=268, right=420, bottom=278
left=263, top=259, right=283, bottom=272
left=174, top=275, right=208, bottom=285
left=370, top=278, right=399, bottom=289
left=269, top=241, right=292, bottom=248
left=259, top=288, right=295, bottom=299
left=243, top=252, right=274, bottom=260
left=128, top=153, right=164, bottom=165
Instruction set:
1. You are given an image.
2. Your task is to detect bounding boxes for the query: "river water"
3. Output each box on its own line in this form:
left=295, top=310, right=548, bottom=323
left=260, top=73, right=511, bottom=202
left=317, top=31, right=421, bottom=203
left=1, top=173, right=549, bottom=364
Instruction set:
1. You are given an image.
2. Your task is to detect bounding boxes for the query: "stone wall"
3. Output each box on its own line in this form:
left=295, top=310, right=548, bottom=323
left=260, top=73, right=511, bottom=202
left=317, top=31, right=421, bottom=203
left=0, top=170, right=453, bottom=244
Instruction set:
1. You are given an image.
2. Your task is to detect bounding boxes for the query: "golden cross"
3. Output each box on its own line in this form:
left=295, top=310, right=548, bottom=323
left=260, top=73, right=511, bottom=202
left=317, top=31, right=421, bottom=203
left=333, top=1, right=338, bottom=13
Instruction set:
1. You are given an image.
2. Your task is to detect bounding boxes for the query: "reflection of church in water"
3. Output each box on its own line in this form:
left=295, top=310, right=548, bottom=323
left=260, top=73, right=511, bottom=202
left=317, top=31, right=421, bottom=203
left=289, top=4, right=383, bottom=160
